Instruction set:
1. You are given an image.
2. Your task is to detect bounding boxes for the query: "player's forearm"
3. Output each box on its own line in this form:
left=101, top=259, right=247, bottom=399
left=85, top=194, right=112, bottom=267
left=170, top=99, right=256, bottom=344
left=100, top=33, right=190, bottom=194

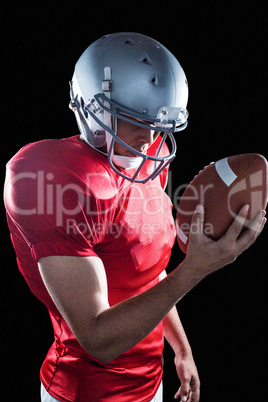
left=86, top=259, right=206, bottom=363
left=163, top=306, right=192, bottom=358
left=92, top=205, right=266, bottom=362
left=160, top=271, right=193, bottom=357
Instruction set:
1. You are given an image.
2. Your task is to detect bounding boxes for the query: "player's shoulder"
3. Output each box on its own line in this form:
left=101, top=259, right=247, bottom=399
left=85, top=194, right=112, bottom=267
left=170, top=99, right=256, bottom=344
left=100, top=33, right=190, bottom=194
left=6, top=135, right=121, bottom=199
left=9, top=136, right=87, bottom=161
left=8, top=136, right=100, bottom=172
left=7, top=137, right=72, bottom=166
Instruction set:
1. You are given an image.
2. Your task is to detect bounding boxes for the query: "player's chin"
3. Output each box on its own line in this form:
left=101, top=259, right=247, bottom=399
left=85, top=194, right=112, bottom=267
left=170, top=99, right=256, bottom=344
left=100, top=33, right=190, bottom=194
left=126, top=150, right=147, bottom=157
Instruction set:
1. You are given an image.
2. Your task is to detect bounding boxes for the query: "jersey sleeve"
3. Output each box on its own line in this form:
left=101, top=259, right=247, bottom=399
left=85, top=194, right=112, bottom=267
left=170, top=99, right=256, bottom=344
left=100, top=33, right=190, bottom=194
left=4, top=155, right=116, bottom=262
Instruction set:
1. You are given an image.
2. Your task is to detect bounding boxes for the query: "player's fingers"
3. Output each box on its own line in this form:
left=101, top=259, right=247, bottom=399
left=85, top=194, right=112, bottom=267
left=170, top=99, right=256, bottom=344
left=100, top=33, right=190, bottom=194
left=174, top=384, right=190, bottom=401
left=249, top=210, right=266, bottom=236
left=176, top=382, right=200, bottom=402
left=258, top=214, right=267, bottom=235
left=223, top=204, right=250, bottom=242
left=174, top=387, right=181, bottom=400
left=237, top=210, right=266, bottom=248
left=189, top=204, right=204, bottom=240
left=188, top=382, right=200, bottom=402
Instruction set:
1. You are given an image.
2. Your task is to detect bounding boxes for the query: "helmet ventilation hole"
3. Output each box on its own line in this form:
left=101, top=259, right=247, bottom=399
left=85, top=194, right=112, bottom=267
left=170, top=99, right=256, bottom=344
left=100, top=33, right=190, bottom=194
left=138, top=53, right=151, bottom=65
left=124, top=38, right=136, bottom=45
left=149, top=74, right=158, bottom=86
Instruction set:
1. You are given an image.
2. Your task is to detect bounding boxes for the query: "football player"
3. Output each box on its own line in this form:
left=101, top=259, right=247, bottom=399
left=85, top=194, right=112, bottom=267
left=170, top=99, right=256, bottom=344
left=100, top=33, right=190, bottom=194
left=4, top=33, right=266, bottom=402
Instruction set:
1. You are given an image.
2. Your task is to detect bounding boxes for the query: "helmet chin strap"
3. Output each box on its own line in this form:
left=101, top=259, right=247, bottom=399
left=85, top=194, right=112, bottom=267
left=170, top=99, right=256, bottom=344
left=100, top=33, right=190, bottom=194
left=102, top=66, right=143, bottom=171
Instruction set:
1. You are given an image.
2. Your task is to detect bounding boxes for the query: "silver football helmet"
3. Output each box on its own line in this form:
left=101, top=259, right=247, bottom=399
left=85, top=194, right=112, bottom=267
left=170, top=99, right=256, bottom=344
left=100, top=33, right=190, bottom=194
left=69, top=32, right=189, bottom=183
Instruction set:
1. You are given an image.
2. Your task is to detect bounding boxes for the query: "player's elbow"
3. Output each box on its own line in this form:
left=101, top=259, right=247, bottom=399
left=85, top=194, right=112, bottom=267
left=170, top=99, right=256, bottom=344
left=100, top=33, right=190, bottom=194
left=79, top=337, right=119, bottom=364
left=73, top=322, right=119, bottom=363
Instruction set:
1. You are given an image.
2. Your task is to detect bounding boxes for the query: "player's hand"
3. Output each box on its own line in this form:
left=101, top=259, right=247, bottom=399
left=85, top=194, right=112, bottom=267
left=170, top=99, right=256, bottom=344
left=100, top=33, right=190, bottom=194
left=174, top=353, right=200, bottom=401
left=185, top=204, right=266, bottom=275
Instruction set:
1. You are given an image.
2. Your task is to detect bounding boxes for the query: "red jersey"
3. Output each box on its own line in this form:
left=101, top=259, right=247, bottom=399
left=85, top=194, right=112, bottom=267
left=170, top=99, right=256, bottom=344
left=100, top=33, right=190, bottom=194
left=4, top=135, right=176, bottom=401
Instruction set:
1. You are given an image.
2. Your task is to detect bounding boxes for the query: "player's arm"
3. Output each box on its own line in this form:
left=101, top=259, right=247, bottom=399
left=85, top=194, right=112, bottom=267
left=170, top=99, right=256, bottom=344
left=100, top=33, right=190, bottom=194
left=39, top=253, right=198, bottom=364
left=159, top=270, right=192, bottom=359
left=160, top=270, right=200, bottom=401
left=38, top=205, right=266, bottom=364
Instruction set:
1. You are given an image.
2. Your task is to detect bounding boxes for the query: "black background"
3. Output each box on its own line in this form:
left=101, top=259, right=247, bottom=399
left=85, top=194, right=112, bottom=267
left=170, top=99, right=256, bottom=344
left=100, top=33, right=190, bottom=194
left=2, top=2, right=267, bottom=401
